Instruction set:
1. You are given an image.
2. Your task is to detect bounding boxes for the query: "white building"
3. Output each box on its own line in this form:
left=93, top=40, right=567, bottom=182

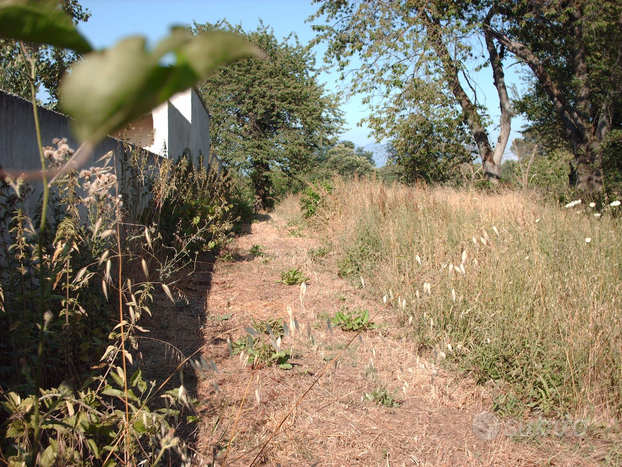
left=123, top=87, right=217, bottom=169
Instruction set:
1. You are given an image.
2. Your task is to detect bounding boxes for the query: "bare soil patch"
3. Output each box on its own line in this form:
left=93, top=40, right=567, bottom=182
left=146, top=210, right=614, bottom=466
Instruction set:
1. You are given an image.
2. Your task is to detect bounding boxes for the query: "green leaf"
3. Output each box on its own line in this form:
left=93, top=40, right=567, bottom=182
left=40, top=444, right=57, bottom=467
left=61, top=28, right=265, bottom=144
left=0, top=0, right=92, bottom=53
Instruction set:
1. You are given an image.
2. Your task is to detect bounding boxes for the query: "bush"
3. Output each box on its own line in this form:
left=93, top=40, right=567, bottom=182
left=0, top=142, right=236, bottom=465
left=299, top=182, right=332, bottom=218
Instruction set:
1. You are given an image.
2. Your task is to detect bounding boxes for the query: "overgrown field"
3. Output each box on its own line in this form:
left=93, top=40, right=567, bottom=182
left=309, top=179, right=622, bottom=419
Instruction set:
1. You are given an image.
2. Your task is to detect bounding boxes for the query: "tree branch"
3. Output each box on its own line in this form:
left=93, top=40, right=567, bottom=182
left=484, top=16, right=512, bottom=166
left=484, top=24, right=584, bottom=152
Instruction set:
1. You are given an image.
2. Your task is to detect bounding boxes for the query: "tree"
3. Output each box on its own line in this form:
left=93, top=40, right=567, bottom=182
left=0, top=0, right=90, bottom=108
left=486, top=0, right=622, bottom=193
left=310, top=0, right=513, bottom=183
left=193, top=21, right=344, bottom=210
left=325, top=142, right=374, bottom=178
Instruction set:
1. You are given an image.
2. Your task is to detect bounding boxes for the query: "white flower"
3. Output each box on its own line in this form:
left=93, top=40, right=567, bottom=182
left=585, top=238, right=591, bottom=243
left=610, top=200, right=621, bottom=207
left=589, top=202, right=596, bottom=208
left=565, top=200, right=582, bottom=208
left=594, top=213, right=602, bottom=218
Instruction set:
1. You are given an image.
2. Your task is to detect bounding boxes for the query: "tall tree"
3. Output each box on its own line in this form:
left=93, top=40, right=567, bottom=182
left=310, top=0, right=514, bottom=183
left=325, top=142, right=375, bottom=178
left=486, top=0, right=622, bottom=193
left=193, top=21, right=343, bottom=210
left=0, top=0, right=90, bottom=108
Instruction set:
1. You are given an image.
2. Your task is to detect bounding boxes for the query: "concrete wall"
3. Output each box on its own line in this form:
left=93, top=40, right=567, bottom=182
left=0, top=89, right=124, bottom=176
left=134, top=88, right=213, bottom=169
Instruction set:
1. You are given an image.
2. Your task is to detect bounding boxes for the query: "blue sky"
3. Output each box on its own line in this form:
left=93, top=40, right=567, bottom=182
left=78, top=0, right=527, bottom=164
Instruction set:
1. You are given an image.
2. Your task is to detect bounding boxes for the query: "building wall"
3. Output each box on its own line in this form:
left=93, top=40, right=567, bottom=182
left=0, top=89, right=161, bottom=217
left=0, top=89, right=123, bottom=175
left=137, top=88, right=212, bottom=168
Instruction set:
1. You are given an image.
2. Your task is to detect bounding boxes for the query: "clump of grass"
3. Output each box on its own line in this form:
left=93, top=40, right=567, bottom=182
left=279, top=267, right=309, bottom=286
left=319, top=178, right=622, bottom=420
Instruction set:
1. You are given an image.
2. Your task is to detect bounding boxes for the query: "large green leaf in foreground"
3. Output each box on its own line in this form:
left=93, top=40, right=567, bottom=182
left=0, top=0, right=92, bottom=53
left=61, top=27, right=266, bottom=144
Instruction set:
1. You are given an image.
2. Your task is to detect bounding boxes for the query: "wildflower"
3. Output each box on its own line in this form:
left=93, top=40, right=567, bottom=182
left=416, top=255, right=421, bottom=265
left=565, top=200, right=582, bottom=208
left=423, top=282, right=431, bottom=294
left=585, top=238, right=591, bottom=243
left=594, top=213, right=601, bottom=218
left=589, top=202, right=596, bottom=208
left=610, top=200, right=621, bottom=207
left=492, top=226, right=499, bottom=236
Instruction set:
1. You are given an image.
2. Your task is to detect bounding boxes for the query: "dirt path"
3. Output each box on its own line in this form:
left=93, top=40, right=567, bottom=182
left=160, top=211, right=603, bottom=466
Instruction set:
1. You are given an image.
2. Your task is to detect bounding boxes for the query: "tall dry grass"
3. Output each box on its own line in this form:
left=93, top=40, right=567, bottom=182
left=316, top=178, right=622, bottom=419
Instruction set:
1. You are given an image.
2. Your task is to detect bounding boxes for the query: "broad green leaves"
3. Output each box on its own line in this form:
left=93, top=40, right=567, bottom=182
left=61, top=28, right=266, bottom=143
left=0, top=0, right=92, bottom=53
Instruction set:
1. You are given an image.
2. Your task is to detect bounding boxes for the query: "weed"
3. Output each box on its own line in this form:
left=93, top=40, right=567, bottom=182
left=250, top=244, right=265, bottom=257
left=280, top=267, right=309, bottom=286
left=300, top=182, right=332, bottom=218
left=219, top=250, right=234, bottom=262
left=365, top=386, right=401, bottom=407
left=287, top=226, right=304, bottom=237
left=210, top=313, right=233, bottom=321
left=229, top=322, right=292, bottom=370
left=331, top=308, right=376, bottom=332
left=308, top=244, right=331, bottom=261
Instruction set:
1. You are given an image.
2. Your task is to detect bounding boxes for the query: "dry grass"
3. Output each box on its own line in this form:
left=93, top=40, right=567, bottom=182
left=153, top=193, right=622, bottom=466
left=314, top=179, right=622, bottom=424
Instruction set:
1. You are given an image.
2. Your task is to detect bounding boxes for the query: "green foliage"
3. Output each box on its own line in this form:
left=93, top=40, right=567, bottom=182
left=0, top=4, right=258, bottom=464
left=194, top=20, right=344, bottom=210
left=376, top=163, right=404, bottom=185
left=0, top=146, right=212, bottom=464
left=151, top=154, right=234, bottom=252
left=230, top=319, right=292, bottom=370
left=325, top=142, right=375, bottom=179
left=308, top=245, right=331, bottom=261
left=300, top=182, right=332, bottom=218
left=249, top=244, right=265, bottom=257
left=602, top=130, right=622, bottom=196
left=501, top=150, right=572, bottom=191
left=0, top=0, right=92, bottom=53
left=310, top=1, right=508, bottom=184
left=364, top=386, right=400, bottom=408
left=331, top=308, right=375, bottom=332
left=279, top=267, right=309, bottom=286
left=496, top=0, right=622, bottom=191
left=0, top=0, right=91, bottom=108
left=1, top=369, right=190, bottom=466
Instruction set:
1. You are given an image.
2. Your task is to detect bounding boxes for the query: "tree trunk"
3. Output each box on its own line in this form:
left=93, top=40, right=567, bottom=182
left=424, top=12, right=509, bottom=183
left=575, top=141, right=604, bottom=193
left=251, top=158, right=273, bottom=211
left=485, top=11, right=612, bottom=195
